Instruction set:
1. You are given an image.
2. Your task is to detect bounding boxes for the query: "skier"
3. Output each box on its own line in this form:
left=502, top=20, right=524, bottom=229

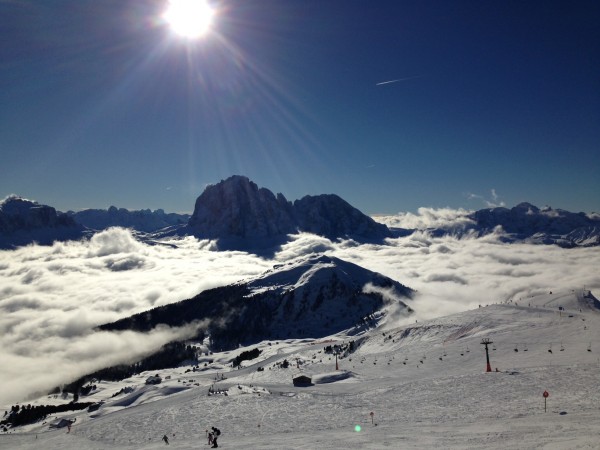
left=206, top=429, right=213, bottom=446
left=211, top=426, right=221, bottom=448
left=162, top=434, right=169, bottom=445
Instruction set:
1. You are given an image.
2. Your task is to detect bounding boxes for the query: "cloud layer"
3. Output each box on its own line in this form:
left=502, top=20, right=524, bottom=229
left=375, top=207, right=475, bottom=230
left=1, top=223, right=599, bottom=405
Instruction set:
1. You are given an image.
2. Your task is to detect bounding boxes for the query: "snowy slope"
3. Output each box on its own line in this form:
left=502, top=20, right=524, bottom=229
left=1, top=290, right=598, bottom=449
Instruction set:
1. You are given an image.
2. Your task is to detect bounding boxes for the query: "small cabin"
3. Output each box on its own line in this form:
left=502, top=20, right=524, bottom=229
left=88, top=402, right=103, bottom=412
left=145, top=375, right=162, bottom=385
left=292, top=375, right=312, bottom=387
left=49, top=418, right=74, bottom=429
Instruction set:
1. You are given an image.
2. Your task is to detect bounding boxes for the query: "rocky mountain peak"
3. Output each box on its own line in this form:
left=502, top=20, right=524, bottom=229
left=188, top=176, right=296, bottom=239
left=187, top=176, right=391, bottom=241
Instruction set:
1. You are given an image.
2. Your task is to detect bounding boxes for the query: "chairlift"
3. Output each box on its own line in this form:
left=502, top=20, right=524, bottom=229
left=548, top=344, right=552, bottom=354
left=560, top=343, right=564, bottom=351
left=514, top=344, right=518, bottom=352
left=588, top=343, right=592, bottom=352
left=523, top=344, right=528, bottom=352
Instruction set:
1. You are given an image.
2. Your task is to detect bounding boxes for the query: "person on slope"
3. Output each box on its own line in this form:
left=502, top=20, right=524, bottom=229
left=162, top=434, right=169, bottom=445
left=206, top=429, right=213, bottom=446
left=211, top=426, right=221, bottom=448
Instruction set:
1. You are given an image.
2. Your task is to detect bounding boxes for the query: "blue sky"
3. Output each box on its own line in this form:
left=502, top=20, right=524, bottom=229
left=1, top=0, right=599, bottom=214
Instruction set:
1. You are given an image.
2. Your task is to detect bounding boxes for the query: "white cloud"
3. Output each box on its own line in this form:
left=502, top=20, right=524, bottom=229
left=1, top=324, right=202, bottom=405
left=0, top=228, right=271, bottom=404
left=466, top=189, right=506, bottom=208
left=1, top=223, right=599, bottom=405
left=326, top=231, right=600, bottom=324
left=375, top=207, right=475, bottom=230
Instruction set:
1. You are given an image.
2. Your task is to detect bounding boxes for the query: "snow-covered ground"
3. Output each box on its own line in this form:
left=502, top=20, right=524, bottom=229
left=1, top=290, right=598, bottom=449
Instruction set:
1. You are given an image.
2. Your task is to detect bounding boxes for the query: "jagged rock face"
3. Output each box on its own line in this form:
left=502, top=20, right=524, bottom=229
left=188, top=176, right=297, bottom=239
left=99, top=255, right=414, bottom=350
left=187, top=176, right=391, bottom=241
left=0, top=197, right=74, bottom=232
left=0, top=196, right=83, bottom=248
left=294, top=194, right=391, bottom=239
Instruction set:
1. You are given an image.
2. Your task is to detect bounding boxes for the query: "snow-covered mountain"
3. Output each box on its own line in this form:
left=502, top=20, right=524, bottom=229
left=185, top=175, right=391, bottom=242
left=389, top=202, right=600, bottom=247
left=0, top=196, right=84, bottom=249
left=68, top=207, right=189, bottom=233
left=99, top=254, right=414, bottom=349
left=4, top=183, right=598, bottom=249
left=2, top=289, right=598, bottom=449
left=469, top=202, right=600, bottom=246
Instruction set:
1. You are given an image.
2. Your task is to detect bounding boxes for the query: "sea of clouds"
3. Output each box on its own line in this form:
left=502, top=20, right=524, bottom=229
left=1, top=209, right=599, bottom=405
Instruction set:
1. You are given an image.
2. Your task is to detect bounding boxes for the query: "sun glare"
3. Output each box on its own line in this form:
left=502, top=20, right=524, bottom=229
left=163, top=0, right=215, bottom=39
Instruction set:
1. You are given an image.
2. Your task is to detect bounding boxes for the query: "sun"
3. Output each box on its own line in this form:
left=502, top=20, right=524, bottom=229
left=163, top=0, right=215, bottom=39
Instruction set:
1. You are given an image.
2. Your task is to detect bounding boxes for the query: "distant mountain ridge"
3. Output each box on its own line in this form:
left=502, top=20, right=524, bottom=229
left=453, top=203, right=599, bottom=247
left=68, top=206, right=190, bottom=233
left=483, top=203, right=600, bottom=247
left=99, top=254, right=414, bottom=350
left=381, top=202, right=600, bottom=247
left=2, top=182, right=599, bottom=249
left=0, top=176, right=390, bottom=249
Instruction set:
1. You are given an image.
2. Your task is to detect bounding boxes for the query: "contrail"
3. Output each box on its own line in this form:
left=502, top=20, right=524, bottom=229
left=376, top=75, right=423, bottom=86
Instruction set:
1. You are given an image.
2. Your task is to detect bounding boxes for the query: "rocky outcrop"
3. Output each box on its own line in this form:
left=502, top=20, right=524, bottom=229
left=294, top=194, right=391, bottom=240
left=0, top=196, right=84, bottom=249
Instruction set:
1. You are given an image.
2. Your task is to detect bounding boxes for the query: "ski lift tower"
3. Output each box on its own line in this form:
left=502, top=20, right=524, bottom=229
left=481, top=338, right=493, bottom=372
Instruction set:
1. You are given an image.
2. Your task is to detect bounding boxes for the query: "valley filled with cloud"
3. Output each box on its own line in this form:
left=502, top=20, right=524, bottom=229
left=1, top=211, right=599, bottom=405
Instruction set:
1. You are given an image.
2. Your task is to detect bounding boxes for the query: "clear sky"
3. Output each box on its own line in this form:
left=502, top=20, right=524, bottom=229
left=1, top=0, right=599, bottom=214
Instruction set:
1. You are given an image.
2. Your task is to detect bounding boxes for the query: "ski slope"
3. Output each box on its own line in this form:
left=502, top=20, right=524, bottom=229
left=1, top=290, right=599, bottom=449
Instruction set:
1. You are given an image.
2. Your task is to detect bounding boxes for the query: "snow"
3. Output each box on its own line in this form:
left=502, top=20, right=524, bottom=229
left=1, top=290, right=598, bottom=449
left=246, top=255, right=398, bottom=296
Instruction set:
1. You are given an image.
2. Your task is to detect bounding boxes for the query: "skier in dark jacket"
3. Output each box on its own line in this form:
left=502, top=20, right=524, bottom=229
left=162, top=434, right=169, bottom=445
left=211, top=427, right=220, bottom=448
